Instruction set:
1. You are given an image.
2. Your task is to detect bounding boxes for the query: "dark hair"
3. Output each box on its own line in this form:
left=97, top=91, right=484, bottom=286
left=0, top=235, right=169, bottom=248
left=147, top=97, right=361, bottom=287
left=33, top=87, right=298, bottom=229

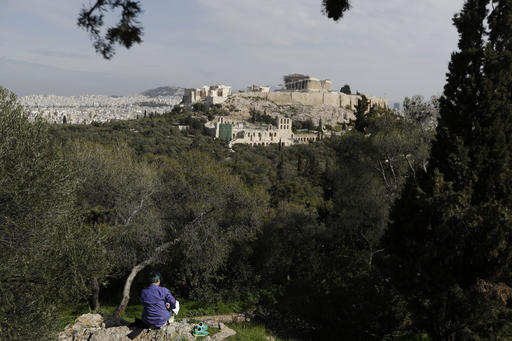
left=149, top=271, right=161, bottom=283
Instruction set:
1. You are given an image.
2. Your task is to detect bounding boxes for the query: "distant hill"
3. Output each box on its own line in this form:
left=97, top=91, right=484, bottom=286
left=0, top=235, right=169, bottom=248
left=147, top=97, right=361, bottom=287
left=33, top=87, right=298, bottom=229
left=141, top=86, right=185, bottom=97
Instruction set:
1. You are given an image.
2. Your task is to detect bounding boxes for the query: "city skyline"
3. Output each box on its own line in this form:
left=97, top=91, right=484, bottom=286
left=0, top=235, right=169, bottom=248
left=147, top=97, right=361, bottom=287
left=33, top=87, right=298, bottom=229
left=1, top=0, right=465, bottom=103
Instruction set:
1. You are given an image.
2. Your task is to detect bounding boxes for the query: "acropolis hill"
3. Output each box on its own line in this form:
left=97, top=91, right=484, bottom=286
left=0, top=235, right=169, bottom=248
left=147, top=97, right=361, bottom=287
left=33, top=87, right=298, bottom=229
left=192, top=74, right=389, bottom=147
left=186, top=74, right=388, bottom=127
left=185, top=74, right=388, bottom=112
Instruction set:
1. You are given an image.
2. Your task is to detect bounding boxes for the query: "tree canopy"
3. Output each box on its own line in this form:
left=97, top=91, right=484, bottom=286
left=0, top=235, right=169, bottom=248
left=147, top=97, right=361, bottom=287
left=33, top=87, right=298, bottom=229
left=340, top=84, right=352, bottom=94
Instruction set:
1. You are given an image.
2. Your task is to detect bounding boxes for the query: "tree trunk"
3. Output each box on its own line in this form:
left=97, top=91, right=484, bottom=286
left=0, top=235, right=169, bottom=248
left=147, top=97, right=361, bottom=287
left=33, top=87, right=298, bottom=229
left=88, top=276, right=100, bottom=311
left=111, top=240, right=177, bottom=319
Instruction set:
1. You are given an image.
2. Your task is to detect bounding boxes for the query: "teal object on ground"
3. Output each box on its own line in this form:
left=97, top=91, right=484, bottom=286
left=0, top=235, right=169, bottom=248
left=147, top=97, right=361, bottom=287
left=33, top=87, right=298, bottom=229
left=193, top=323, right=209, bottom=336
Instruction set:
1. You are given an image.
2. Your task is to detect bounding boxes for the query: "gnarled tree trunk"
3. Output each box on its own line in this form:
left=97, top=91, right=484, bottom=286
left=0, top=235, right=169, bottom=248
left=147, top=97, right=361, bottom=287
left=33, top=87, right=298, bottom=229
left=112, top=240, right=177, bottom=319
left=88, top=276, right=100, bottom=311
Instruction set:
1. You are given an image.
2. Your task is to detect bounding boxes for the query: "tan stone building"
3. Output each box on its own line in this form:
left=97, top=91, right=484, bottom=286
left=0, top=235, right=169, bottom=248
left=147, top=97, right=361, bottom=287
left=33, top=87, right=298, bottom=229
left=247, top=85, right=271, bottom=93
left=183, top=85, right=232, bottom=105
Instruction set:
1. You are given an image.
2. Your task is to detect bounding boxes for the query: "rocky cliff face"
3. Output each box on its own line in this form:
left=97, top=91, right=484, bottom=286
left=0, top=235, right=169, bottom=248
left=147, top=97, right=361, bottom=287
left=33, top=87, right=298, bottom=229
left=223, top=95, right=355, bottom=127
left=57, top=314, right=236, bottom=341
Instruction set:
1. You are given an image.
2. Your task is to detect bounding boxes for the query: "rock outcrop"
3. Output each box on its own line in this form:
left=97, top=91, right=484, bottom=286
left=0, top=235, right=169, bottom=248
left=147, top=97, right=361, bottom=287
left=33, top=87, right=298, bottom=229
left=223, top=95, right=355, bottom=127
left=57, top=314, right=236, bottom=341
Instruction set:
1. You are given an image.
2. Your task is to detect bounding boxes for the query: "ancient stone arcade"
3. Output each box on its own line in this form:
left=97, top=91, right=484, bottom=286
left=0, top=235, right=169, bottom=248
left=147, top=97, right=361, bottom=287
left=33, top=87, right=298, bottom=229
left=205, top=116, right=321, bottom=147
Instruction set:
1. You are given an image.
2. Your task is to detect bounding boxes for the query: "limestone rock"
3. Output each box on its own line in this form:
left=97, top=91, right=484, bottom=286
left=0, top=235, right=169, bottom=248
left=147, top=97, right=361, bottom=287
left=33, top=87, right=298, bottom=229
left=58, top=314, right=236, bottom=341
left=57, top=314, right=105, bottom=341
left=211, top=326, right=236, bottom=340
left=223, top=95, right=355, bottom=127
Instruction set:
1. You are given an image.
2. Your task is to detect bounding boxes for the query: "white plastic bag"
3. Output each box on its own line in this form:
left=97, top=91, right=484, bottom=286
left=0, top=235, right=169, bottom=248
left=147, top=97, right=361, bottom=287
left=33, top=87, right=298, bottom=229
left=172, top=300, right=180, bottom=315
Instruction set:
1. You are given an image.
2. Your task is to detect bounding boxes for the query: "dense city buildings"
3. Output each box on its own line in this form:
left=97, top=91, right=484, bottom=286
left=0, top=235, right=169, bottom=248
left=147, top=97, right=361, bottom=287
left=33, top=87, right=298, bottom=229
left=20, top=94, right=182, bottom=124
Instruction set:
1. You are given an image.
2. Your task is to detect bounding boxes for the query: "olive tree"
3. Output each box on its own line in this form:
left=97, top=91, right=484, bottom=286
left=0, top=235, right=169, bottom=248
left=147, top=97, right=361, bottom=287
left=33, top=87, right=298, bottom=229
left=0, top=88, right=100, bottom=340
left=155, top=151, right=266, bottom=300
left=67, top=140, right=163, bottom=315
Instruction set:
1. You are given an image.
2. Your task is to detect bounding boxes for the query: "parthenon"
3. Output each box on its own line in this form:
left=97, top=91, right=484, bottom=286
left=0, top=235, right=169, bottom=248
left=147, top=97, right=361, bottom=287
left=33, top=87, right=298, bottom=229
left=283, top=74, right=332, bottom=92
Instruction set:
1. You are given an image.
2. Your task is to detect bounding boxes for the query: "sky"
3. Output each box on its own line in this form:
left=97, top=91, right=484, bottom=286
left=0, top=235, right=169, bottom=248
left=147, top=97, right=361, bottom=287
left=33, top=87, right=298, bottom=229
left=0, top=0, right=466, bottom=103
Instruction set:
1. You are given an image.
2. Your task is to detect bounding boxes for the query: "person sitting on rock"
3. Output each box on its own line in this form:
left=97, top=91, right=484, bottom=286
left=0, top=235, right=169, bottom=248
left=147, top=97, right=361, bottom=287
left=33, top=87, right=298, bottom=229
left=140, top=271, right=177, bottom=328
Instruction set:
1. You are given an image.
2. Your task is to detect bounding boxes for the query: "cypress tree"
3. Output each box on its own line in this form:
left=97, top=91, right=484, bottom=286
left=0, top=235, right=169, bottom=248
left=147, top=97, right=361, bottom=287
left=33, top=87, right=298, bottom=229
left=384, top=0, right=512, bottom=339
left=354, top=95, right=370, bottom=133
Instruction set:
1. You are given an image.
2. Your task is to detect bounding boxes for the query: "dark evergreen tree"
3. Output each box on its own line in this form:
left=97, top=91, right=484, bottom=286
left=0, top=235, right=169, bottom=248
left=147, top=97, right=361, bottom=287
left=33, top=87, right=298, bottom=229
left=384, top=0, right=512, bottom=339
left=340, top=84, right=351, bottom=94
left=297, top=153, right=303, bottom=174
left=354, top=95, right=370, bottom=133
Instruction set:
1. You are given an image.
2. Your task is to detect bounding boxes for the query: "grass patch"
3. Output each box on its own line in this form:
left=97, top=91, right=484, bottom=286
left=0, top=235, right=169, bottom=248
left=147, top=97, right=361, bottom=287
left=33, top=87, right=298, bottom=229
left=57, top=303, right=143, bottom=329
left=57, top=303, right=90, bottom=330
left=227, top=322, right=293, bottom=341
left=178, top=301, right=243, bottom=318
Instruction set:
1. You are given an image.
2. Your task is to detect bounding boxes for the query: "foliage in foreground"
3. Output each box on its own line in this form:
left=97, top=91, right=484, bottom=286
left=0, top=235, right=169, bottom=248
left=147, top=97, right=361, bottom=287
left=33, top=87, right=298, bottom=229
left=385, top=0, right=512, bottom=339
left=0, top=87, right=104, bottom=340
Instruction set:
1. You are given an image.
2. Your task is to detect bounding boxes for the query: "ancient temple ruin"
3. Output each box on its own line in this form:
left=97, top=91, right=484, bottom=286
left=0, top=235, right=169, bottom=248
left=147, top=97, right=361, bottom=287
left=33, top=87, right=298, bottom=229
left=283, top=74, right=332, bottom=92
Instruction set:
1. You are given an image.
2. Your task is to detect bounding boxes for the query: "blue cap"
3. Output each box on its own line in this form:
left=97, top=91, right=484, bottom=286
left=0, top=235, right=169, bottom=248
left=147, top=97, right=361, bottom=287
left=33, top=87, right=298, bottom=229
left=149, top=271, right=161, bottom=283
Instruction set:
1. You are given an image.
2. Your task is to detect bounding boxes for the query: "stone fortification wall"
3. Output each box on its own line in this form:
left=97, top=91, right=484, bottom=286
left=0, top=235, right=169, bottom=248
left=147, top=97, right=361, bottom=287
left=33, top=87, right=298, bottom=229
left=340, top=93, right=361, bottom=109
left=242, top=92, right=267, bottom=100
left=268, top=92, right=293, bottom=105
left=236, top=91, right=387, bottom=110
left=291, top=92, right=323, bottom=106
left=323, top=92, right=340, bottom=107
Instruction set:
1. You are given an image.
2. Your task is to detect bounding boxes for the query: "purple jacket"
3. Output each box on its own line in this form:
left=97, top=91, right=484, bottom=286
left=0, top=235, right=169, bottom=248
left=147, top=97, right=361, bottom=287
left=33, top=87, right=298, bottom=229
left=141, top=284, right=176, bottom=327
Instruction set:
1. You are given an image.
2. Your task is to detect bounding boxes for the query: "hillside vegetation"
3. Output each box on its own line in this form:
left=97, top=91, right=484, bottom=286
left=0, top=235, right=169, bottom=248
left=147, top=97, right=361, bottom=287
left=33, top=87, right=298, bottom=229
left=41, top=97, right=433, bottom=340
